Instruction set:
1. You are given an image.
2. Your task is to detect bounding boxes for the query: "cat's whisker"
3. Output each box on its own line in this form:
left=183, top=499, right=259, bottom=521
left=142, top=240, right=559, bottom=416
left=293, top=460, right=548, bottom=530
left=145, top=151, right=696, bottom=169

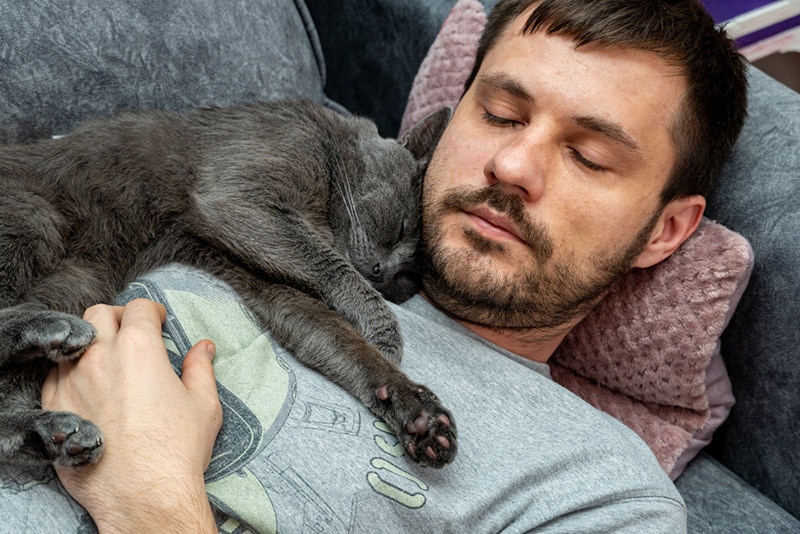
left=338, top=157, right=361, bottom=231
left=331, top=152, right=364, bottom=252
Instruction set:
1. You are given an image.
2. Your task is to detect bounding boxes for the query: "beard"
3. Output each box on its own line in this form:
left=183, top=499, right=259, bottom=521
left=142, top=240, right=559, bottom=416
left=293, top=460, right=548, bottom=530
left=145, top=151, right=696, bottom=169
left=421, top=184, right=660, bottom=330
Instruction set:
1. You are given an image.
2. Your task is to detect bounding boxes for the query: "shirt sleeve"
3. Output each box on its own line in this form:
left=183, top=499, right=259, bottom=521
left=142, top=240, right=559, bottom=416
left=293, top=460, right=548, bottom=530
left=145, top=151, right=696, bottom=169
left=531, top=496, right=687, bottom=533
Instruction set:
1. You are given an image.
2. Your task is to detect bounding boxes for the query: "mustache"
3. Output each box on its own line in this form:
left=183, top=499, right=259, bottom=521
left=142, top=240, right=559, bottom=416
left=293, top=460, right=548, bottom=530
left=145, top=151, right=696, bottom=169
left=437, top=185, right=554, bottom=262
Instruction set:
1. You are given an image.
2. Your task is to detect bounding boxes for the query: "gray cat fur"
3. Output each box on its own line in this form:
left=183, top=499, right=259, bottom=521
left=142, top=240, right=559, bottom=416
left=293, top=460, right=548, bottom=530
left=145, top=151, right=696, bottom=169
left=0, top=100, right=455, bottom=468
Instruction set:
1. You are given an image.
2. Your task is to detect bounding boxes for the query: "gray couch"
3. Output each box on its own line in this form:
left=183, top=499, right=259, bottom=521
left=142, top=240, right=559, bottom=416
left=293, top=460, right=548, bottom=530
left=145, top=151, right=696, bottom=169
left=1, top=0, right=798, bottom=531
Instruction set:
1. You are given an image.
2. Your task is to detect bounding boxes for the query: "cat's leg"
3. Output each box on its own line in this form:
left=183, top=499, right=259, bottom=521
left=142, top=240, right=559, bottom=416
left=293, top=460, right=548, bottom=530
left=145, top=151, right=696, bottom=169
left=0, top=186, right=67, bottom=309
left=0, top=307, right=96, bottom=366
left=19, top=258, right=118, bottom=317
left=0, top=259, right=115, bottom=366
left=190, top=203, right=404, bottom=363
left=0, top=190, right=104, bottom=466
left=223, top=273, right=457, bottom=467
left=0, top=186, right=100, bottom=365
left=0, top=410, right=104, bottom=467
left=0, top=364, right=103, bottom=467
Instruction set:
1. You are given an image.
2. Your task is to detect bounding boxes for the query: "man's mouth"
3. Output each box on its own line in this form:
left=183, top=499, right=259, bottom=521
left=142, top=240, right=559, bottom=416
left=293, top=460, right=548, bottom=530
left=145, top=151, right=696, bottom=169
left=463, top=205, right=528, bottom=245
left=435, top=185, right=554, bottom=262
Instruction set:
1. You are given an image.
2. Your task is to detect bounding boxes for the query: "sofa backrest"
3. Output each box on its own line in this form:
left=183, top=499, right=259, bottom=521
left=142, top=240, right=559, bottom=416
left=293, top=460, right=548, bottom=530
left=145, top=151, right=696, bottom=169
left=0, top=0, right=327, bottom=143
left=704, top=67, right=800, bottom=518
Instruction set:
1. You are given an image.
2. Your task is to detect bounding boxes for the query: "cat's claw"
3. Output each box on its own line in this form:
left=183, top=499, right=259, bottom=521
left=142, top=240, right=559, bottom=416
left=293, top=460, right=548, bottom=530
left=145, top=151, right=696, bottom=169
left=35, top=412, right=103, bottom=467
left=375, top=384, right=457, bottom=468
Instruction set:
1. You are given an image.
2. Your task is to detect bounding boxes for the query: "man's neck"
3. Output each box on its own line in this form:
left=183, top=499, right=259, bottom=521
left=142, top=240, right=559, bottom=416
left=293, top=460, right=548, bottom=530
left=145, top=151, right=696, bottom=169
left=420, top=293, right=577, bottom=363
left=457, top=320, right=573, bottom=363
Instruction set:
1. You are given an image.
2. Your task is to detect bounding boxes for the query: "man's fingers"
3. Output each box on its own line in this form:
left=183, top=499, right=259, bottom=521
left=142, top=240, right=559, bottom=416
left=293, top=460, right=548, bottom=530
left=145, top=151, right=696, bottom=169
left=82, top=303, right=124, bottom=342
left=181, top=340, right=221, bottom=425
left=42, top=303, right=124, bottom=406
left=41, top=365, right=60, bottom=407
left=118, top=299, right=167, bottom=331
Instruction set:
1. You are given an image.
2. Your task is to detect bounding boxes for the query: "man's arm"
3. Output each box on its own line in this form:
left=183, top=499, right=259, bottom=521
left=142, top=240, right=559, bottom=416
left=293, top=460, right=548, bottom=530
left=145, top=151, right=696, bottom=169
left=41, top=299, right=222, bottom=533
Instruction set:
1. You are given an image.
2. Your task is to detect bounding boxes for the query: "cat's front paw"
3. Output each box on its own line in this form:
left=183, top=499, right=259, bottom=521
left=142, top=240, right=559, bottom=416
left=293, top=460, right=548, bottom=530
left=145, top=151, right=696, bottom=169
left=375, top=383, right=457, bottom=468
left=21, top=312, right=96, bottom=362
left=34, top=412, right=103, bottom=467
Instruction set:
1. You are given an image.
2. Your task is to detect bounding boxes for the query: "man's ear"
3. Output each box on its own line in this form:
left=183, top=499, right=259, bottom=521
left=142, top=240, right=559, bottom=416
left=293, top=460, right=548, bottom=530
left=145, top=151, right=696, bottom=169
left=633, top=195, right=706, bottom=269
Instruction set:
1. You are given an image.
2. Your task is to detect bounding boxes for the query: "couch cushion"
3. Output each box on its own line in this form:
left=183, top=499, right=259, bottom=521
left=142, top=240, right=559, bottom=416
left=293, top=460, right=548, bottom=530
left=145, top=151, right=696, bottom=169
left=305, top=0, right=458, bottom=137
left=704, top=67, right=800, bottom=518
left=550, top=219, right=750, bottom=480
left=0, top=0, right=326, bottom=142
left=675, top=452, right=800, bottom=532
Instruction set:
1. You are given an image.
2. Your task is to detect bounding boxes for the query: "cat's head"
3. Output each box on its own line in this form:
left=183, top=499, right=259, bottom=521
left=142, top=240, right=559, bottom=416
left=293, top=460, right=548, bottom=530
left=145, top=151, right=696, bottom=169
left=331, top=107, right=452, bottom=303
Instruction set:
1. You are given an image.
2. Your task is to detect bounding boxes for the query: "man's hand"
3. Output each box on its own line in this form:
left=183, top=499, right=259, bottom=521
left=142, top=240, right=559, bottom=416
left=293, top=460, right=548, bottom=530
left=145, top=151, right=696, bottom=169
left=42, top=299, right=222, bottom=533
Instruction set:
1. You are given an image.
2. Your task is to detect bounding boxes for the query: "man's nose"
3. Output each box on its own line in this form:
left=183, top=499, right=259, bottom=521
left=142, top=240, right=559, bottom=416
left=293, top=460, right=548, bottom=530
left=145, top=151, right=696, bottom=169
left=483, top=130, right=547, bottom=202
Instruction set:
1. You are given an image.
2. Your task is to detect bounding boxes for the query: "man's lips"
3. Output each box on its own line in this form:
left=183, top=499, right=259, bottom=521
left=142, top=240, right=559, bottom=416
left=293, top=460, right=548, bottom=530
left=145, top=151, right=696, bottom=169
left=462, top=206, right=527, bottom=244
left=437, top=186, right=554, bottom=262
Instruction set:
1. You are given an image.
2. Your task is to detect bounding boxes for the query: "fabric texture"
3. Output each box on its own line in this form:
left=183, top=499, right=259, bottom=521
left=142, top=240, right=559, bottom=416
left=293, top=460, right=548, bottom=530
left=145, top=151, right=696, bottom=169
left=675, top=453, right=800, bottom=532
left=398, top=0, right=485, bottom=137
left=0, top=0, right=327, bottom=143
left=0, top=265, right=687, bottom=533
left=703, top=66, right=800, bottom=517
left=305, top=0, right=459, bottom=137
left=399, top=0, right=754, bottom=480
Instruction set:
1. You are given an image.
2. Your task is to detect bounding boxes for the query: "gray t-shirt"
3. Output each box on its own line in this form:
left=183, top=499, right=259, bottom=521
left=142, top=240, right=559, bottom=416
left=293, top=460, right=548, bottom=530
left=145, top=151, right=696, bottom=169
left=0, top=265, right=686, bottom=532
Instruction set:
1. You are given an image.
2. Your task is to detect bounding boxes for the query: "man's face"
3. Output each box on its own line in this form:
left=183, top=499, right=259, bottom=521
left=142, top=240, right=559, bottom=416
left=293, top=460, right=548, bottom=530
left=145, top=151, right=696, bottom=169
left=422, top=16, right=687, bottom=330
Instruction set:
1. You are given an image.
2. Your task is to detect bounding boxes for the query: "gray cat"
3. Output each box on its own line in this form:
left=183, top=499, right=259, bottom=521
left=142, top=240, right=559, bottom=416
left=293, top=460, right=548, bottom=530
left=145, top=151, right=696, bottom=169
left=0, top=99, right=456, bottom=469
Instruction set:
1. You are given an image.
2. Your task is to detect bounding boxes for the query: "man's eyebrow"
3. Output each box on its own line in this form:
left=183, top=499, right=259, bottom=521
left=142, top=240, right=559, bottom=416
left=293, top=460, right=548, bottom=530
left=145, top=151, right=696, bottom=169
left=478, top=72, right=641, bottom=154
left=573, top=116, right=641, bottom=153
left=476, top=72, right=533, bottom=103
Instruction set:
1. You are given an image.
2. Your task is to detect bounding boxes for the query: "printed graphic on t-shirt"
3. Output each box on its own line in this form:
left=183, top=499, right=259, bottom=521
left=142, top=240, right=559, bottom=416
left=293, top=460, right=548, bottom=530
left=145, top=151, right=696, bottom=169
left=120, top=268, right=438, bottom=533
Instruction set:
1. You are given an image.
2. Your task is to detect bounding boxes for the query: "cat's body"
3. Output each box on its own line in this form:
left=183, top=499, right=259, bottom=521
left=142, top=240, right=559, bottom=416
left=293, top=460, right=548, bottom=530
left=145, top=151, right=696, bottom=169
left=0, top=99, right=456, bottom=468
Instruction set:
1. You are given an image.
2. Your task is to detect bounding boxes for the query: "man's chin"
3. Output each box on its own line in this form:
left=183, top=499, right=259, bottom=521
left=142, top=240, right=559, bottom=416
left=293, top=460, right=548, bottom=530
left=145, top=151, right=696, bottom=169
left=421, top=255, right=535, bottom=327
left=436, top=232, right=531, bottom=275
left=422, top=240, right=611, bottom=331
left=420, top=277, right=564, bottom=331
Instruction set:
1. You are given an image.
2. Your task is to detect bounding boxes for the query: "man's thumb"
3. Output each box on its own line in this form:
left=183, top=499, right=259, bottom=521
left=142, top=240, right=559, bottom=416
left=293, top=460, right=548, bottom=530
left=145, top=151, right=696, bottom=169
left=181, top=339, right=220, bottom=402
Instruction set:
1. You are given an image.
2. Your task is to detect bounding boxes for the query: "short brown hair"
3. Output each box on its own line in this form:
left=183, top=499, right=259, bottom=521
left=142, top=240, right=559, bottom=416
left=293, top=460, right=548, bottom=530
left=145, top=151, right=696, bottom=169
left=463, top=0, right=748, bottom=202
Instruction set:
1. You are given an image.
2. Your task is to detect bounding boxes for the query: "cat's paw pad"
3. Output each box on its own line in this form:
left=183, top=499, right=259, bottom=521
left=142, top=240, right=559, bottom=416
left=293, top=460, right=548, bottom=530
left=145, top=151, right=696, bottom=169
left=23, top=312, right=96, bottom=362
left=35, top=412, right=103, bottom=467
left=376, top=384, right=457, bottom=468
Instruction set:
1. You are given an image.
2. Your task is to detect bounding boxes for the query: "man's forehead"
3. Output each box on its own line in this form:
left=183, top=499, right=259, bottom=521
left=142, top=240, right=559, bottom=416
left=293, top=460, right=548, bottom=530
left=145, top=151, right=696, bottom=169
left=475, top=28, right=685, bottom=187
left=488, top=16, right=687, bottom=126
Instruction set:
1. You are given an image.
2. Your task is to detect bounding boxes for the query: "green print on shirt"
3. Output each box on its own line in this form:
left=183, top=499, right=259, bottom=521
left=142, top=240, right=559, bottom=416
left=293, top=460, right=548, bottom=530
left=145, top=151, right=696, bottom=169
left=368, top=421, right=429, bottom=509
left=121, top=277, right=293, bottom=533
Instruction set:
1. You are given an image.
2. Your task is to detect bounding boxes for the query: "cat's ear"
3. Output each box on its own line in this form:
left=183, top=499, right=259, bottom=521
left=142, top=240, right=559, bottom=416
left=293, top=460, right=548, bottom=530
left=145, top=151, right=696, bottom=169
left=401, top=106, right=453, bottom=165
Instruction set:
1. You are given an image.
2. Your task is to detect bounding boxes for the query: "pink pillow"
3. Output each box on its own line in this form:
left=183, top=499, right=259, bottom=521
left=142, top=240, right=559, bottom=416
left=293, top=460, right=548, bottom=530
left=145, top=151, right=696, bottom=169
left=402, top=0, right=753, bottom=480
left=550, top=218, right=749, bottom=480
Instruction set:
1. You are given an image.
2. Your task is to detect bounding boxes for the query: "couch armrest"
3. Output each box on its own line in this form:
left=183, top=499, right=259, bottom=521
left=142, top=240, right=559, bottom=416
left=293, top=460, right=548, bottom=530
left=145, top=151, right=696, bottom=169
left=0, top=0, right=326, bottom=142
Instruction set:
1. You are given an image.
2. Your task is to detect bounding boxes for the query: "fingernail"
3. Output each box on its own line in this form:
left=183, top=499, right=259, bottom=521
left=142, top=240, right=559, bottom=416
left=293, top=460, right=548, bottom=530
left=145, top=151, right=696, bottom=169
left=204, top=340, right=216, bottom=358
